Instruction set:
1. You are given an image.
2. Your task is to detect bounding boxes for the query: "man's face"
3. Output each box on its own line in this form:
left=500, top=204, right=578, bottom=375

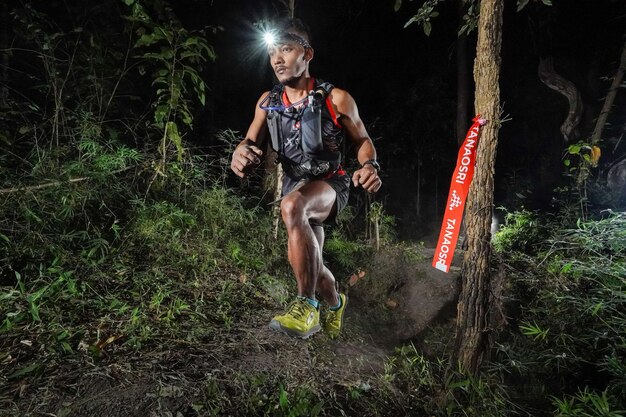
left=267, top=38, right=311, bottom=86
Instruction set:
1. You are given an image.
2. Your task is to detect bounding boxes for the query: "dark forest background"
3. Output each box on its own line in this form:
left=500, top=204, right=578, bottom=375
left=197, top=0, right=626, bottom=237
left=3, top=0, right=624, bottom=238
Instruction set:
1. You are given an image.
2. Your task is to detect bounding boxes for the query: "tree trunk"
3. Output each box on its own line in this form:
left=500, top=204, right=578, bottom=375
left=279, top=0, right=296, bottom=18
left=591, top=39, right=626, bottom=145
left=454, top=0, right=504, bottom=374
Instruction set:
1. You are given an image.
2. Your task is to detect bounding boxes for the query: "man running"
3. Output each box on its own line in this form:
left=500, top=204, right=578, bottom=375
left=230, top=18, right=381, bottom=339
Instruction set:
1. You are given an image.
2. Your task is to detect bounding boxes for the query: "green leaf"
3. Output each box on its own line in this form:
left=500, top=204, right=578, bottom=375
left=568, top=144, right=582, bottom=154
left=404, top=16, right=417, bottom=29
left=135, top=33, right=161, bottom=47
left=519, top=322, right=549, bottom=340
left=156, top=27, right=173, bottom=44
left=8, top=362, right=43, bottom=380
left=449, top=379, right=470, bottom=389
left=160, top=47, right=174, bottom=59
left=122, top=0, right=135, bottom=5
left=394, top=0, right=402, bottom=12
left=311, top=401, right=323, bottom=416
left=591, top=302, right=603, bottom=315
left=279, top=386, right=288, bottom=408
left=154, top=104, right=169, bottom=125
left=423, top=21, right=432, bottom=36
left=517, top=0, right=530, bottom=11
left=199, top=43, right=217, bottom=60
left=180, top=51, right=205, bottom=61
left=183, top=37, right=199, bottom=47
left=541, top=0, right=552, bottom=5
left=142, top=52, right=169, bottom=62
left=28, top=284, right=49, bottom=304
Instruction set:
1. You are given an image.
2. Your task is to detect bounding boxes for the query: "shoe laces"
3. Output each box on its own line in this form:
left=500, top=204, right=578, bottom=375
left=287, top=299, right=309, bottom=319
left=324, top=307, right=338, bottom=323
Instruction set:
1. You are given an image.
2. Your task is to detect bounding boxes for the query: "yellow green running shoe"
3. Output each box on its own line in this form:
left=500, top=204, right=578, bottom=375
left=322, top=293, right=347, bottom=339
left=269, top=297, right=320, bottom=339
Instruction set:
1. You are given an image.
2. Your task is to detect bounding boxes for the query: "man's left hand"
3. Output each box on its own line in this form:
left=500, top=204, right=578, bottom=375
left=352, top=164, right=382, bottom=193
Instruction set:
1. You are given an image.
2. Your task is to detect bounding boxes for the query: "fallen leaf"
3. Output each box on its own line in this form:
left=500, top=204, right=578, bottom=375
left=349, top=274, right=359, bottom=286
left=385, top=299, right=399, bottom=309
left=239, top=274, right=247, bottom=284
left=94, top=334, right=123, bottom=351
left=349, top=270, right=367, bottom=286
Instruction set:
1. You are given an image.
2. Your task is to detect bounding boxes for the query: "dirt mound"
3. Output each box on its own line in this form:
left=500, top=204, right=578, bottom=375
left=345, top=244, right=461, bottom=347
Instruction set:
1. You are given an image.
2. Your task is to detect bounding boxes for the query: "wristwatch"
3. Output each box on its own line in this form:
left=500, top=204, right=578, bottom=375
left=362, top=159, right=380, bottom=172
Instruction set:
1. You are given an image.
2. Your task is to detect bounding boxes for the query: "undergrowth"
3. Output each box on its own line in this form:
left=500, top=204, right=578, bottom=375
left=3, top=154, right=624, bottom=416
left=491, top=209, right=626, bottom=417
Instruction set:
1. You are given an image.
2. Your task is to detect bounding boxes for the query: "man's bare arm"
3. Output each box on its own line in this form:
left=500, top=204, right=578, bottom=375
left=331, top=88, right=382, bottom=193
left=231, top=93, right=269, bottom=178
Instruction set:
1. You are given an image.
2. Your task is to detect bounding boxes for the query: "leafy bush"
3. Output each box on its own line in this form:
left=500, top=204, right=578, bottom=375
left=495, top=210, right=626, bottom=415
left=492, top=209, right=545, bottom=254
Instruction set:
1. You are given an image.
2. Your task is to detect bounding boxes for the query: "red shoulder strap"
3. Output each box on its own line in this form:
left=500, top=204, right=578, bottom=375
left=325, top=96, right=341, bottom=128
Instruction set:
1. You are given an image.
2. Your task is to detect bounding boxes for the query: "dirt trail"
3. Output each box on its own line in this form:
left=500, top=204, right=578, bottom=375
left=3, top=245, right=460, bottom=417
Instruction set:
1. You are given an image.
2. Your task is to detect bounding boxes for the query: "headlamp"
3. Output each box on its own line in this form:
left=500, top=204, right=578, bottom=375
left=262, top=29, right=311, bottom=49
left=263, top=31, right=277, bottom=47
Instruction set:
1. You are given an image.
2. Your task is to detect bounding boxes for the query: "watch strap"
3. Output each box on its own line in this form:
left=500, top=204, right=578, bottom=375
left=362, top=159, right=380, bottom=171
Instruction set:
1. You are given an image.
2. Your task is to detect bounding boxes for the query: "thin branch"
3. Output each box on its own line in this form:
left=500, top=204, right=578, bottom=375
left=0, top=165, right=140, bottom=194
left=591, top=39, right=626, bottom=145
left=100, top=23, right=134, bottom=123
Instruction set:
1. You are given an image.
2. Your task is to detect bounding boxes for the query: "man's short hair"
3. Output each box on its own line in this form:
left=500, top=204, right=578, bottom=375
left=276, top=17, right=312, bottom=46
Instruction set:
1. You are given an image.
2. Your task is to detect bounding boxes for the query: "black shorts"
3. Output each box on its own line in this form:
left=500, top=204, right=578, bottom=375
left=282, top=170, right=350, bottom=225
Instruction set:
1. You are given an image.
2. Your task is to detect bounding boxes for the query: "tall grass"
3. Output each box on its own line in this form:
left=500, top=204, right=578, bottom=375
left=492, top=210, right=626, bottom=416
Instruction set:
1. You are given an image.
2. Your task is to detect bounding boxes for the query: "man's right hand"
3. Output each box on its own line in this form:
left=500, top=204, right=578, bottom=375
left=231, top=140, right=264, bottom=178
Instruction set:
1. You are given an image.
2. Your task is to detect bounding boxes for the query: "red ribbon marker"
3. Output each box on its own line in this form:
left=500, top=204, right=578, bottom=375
left=432, top=115, right=487, bottom=273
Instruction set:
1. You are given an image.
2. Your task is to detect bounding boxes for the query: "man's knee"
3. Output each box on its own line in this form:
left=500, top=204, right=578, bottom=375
left=280, top=193, right=306, bottom=225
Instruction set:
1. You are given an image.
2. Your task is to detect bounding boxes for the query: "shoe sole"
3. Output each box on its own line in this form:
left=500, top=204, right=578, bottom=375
left=268, top=319, right=321, bottom=339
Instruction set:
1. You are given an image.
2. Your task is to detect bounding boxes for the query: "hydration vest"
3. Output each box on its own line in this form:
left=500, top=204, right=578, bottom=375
left=264, top=78, right=344, bottom=179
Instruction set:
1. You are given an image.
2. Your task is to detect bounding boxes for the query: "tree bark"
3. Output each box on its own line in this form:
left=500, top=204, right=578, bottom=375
left=591, top=39, right=626, bottom=145
left=454, top=0, right=503, bottom=374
